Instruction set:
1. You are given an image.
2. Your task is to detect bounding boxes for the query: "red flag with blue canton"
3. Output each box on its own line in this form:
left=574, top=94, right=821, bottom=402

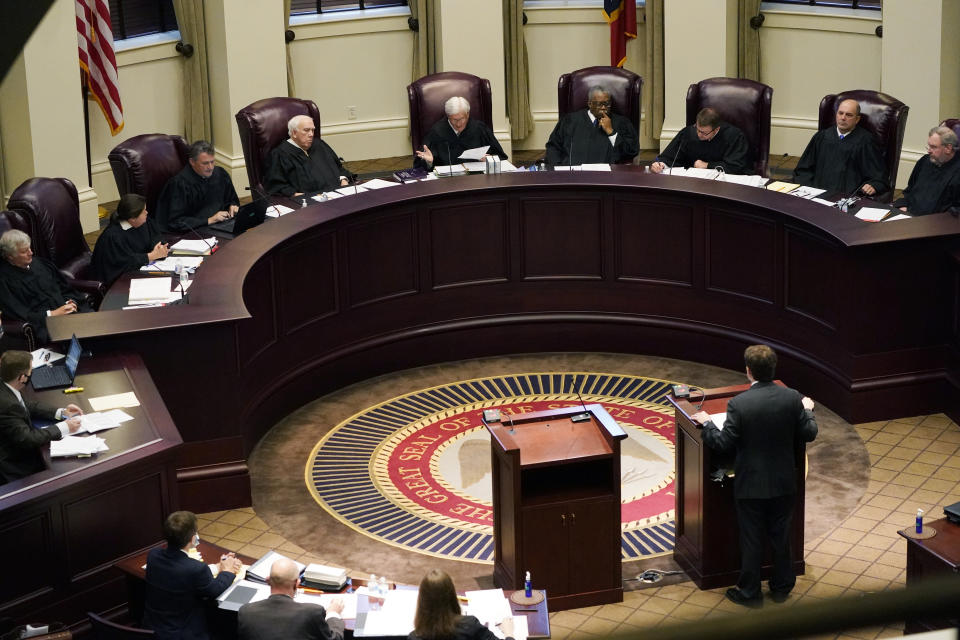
left=603, top=0, right=637, bottom=68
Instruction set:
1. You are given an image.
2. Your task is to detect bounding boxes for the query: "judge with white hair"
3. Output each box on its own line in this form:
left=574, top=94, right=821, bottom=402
left=414, top=96, right=506, bottom=170
left=263, top=114, right=355, bottom=197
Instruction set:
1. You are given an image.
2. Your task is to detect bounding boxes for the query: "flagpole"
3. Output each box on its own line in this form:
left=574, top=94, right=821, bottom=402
left=81, top=68, right=92, bottom=187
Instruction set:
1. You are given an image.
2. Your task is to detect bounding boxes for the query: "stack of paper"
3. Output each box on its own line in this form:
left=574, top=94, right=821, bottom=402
left=266, top=204, right=297, bottom=218
left=789, top=185, right=826, bottom=199
left=50, top=435, right=109, bottom=457
left=128, top=278, right=179, bottom=305
left=311, top=191, right=343, bottom=202
left=170, top=238, right=217, bottom=255
left=552, top=165, right=583, bottom=172
left=246, top=550, right=305, bottom=583
left=434, top=165, right=467, bottom=176
left=295, top=592, right=358, bottom=619
left=141, top=256, right=204, bottom=273
left=302, top=563, right=348, bottom=590
left=580, top=163, right=612, bottom=172
left=62, top=409, right=135, bottom=434
left=360, top=178, right=401, bottom=190
left=855, top=207, right=890, bottom=222
left=335, top=185, right=369, bottom=196
left=717, top=173, right=768, bottom=188
left=31, top=348, right=65, bottom=368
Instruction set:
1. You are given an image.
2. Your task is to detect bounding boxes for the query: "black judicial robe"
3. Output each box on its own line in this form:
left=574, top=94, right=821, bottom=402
left=792, top=126, right=887, bottom=195
left=545, top=109, right=639, bottom=166
left=415, top=118, right=507, bottom=169
left=0, top=257, right=89, bottom=343
left=656, top=123, right=751, bottom=174
left=156, top=165, right=239, bottom=232
left=263, top=139, right=355, bottom=197
left=92, top=218, right=162, bottom=286
left=891, top=153, right=960, bottom=215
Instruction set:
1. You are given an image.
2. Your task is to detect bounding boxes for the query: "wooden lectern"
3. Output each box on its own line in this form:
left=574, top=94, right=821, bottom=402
left=666, top=383, right=806, bottom=589
left=486, top=404, right=627, bottom=611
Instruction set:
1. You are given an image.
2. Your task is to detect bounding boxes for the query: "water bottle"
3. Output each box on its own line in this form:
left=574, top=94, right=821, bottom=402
left=174, top=259, right=183, bottom=283
left=378, top=575, right=387, bottom=597
left=524, top=570, right=532, bottom=598
left=179, top=260, right=189, bottom=288
left=301, top=197, right=308, bottom=208
left=916, top=508, right=923, bottom=534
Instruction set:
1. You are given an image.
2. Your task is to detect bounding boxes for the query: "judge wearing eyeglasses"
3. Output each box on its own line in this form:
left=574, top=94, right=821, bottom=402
left=651, top=107, right=750, bottom=175
left=545, top=85, right=639, bottom=166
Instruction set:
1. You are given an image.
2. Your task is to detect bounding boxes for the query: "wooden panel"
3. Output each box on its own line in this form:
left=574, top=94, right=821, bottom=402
left=615, top=198, right=694, bottom=286
left=63, top=473, right=166, bottom=578
left=568, top=497, right=618, bottom=593
left=279, top=231, right=338, bottom=333
left=345, top=212, right=419, bottom=307
left=706, top=209, right=777, bottom=304
left=520, top=198, right=603, bottom=280
left=784, top=227, right=840, bottom=330
left=0, top=511, right=55, bottom=607
left=238, top=258, right=277, bottom=368
left=429, top=201, right=509, bottom=289
left=679, top=427, right=701, bottom=550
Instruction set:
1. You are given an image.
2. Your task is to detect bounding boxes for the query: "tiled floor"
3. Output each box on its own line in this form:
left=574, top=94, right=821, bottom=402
left=196, top=412, right=960, bottom=639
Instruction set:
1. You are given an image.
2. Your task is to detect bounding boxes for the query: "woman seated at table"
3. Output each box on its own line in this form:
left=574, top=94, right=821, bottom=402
left=92, top=193, right=168, bottom=286
left=408, top=569, right=515, bottom=640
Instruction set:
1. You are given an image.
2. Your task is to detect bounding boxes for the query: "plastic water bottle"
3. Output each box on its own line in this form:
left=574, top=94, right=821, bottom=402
left=524, top=570, right=532, bottom=598
left=916, top=508, right=923, bottom=534
left=378, top=575, right=387, bottom=596
left=179, top=260, right=189, bottom=288
left=301, top=197, right=308, bottom=208
left=174, top=259, right=183, bottom=283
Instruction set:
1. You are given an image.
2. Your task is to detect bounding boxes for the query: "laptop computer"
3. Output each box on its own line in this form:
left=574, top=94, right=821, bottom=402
left=208, top=197, right=269, bottom=236
left=31, top=334, right=83, bottom=390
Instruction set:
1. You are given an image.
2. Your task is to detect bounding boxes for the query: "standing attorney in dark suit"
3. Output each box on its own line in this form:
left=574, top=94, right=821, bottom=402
left=238, top=557, right=344, bottom=640
left=0, top=350, right=82, bottom=485
left=692, top=345, right=818, bottom=608
left=143, top=511, right=242, bottom=640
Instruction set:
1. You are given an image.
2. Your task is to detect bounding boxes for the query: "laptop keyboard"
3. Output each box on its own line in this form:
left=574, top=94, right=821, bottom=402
left=31, top=365, right=73, bottom=389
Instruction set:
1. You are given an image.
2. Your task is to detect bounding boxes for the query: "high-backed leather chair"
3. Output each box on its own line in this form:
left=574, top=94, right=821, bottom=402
left=818, top=90, right=909, bottom=201
left=88, top=612, right=154, bottom=639
left=407, top=72, right=494, bottom=159
left=6, top=177, right=105, bottom=306
left=108, top=133, right=189, bottom=217
left=557, top=66, right=643, bottom=158
left=235, top=97, right=323, bottom=192
left=686, top=77, right=773, bottom=176
left=0, top=210, right=37, bottom=350
left=939, top=118, right=960, bottom=142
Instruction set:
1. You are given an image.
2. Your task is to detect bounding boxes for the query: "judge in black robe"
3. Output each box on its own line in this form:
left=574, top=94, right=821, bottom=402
left=0, top=230, right=91, bottom=344
left=792, top=99, right=887, bottom=196
left=263, top=114, right=355, bottom=197
left=653, top=120, right=751, bottom=175
left=414, top=98, right=507, bottom=170
left=92, top=193, right=168, bottom=286
left=545, top=88, right=639, bottom=166
left=156, top=141, right=239, bottom=232
left=891, top=127, right=960, bottom=215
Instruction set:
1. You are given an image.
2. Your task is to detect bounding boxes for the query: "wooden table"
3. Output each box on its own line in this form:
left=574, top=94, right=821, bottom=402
left=898, top=516, right=960, bottom=633
left=116, top=541, right=551, bottom=638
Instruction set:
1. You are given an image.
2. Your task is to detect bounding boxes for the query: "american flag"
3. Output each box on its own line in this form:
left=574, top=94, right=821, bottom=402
left=76, top=0, right=124, bottom=134
left=602, top=0, right=637, bottom=68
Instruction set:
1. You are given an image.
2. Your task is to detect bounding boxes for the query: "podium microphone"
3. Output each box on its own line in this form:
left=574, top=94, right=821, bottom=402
left=768, top=152, right=790, bottom=180
left=571, top=374, right=591, bottom=423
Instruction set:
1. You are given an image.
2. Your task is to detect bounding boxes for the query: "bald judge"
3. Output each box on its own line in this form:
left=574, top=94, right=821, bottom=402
left=263, top=115, right=355, bottom=197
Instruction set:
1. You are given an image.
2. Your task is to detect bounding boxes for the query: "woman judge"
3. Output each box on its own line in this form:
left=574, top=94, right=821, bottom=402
left=92, top=193, right=168, bottom=286
left=408, top=569, right=515, bottom=640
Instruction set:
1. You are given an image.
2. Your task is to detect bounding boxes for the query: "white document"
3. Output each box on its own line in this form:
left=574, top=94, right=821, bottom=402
left=360, top=178, right=401, bottom=190
left=357, top=589, right=418, bottom=637
left=89, top=391, right=141, bottom=412
left=580, top=163, right=612, bottom=172
left=434, top=165, right=467, bottom=176
left=246, top=550, right=306, bottom=583
left=295, top=592, right=358, bottom=620
left=266, top=204, right=297, bottom=218
left=50, top=435, right=109, bottom=457
left=709, top=412, right=727, bottom=430
left=855, top=207, right=890, bottom=222
left=811, top=197, right=835, bottom=207
left=790, top=185, right=826, bottom=199
left=68, top=410, right=135, bottom=434
left=31, top=348, right=65, bottom=368
left=462, top=162, right=488, bottom=172
left=312, top=192, right=342, bottom=203
left=464, top=589, right=512, bottom=628
left=128, top=278, right=176, bottom=305
left=335, top=185, right=369, bottom=196
left=458, top=145, right=490, bottom=161
left=141, top=256, right=204, bottom=273
left=170, top=238, right=217, bottom=254
left=717, top=173, right=768, bottom=188
left=552, top=165, right=583, bottom=172
left=884, top=213, right=911, bottom=221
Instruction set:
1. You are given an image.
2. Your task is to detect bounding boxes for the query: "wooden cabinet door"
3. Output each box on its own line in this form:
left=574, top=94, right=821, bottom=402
left=521, top=503, right=570, bottom=596
left=567, top=497, right=619, bottom=594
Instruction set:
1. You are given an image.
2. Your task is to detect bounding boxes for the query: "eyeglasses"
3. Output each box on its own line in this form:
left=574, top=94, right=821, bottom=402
left=589, top=100, right=612, bottom=108
left=696, top=126, right=719, bottom=138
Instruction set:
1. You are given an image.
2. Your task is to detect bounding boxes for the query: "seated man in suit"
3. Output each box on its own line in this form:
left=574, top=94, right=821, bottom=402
left=143, top=511, right=243, bottom=640
left=651, top=107, right=751, bottom=175
left=414, top=96, right=507, bottom=170
left=0, top=350, right=82, bottom=485
left=238, top=557, right=344, bottom=640
left=892, top=126, right=960, bottom=215
left=792, top=98, right=887, bottom=197
left=156, top=140, right=239, bottom=232
left=692, top=345, right=818, bottom=607
left=0, top=229, right=93, bottom=344
left=263, top=115, right=355, bottom=197
left=545, top=85, right=639, bottom=166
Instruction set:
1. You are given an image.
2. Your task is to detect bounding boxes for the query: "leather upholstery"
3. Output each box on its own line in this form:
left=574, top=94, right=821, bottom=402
left=686, top=77, right=773, bottom=176
left=818, top=90, right=909, bottom=201
left=6, top=177, right=104, bottom=304
left=235, top=97, right=323, bottom=191
left=939, top=118, right=960, bottom=142
left=558, top=65, right=643, bottom=134
left=108, top=133, right=189, bottom=217
left=407, top=72, right=494, bottom=158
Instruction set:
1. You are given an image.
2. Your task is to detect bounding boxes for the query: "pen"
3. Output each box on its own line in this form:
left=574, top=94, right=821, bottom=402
left=64, top=387, right=84, bottom=394
left=513, top=608, right=538, bottom=612
left=44, top=351, right=51, bottom=362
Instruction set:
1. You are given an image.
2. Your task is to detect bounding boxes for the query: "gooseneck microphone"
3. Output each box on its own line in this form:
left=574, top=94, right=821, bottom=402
left=769, top=152, right=790, bottom=180
left=667, top=128, right=687, bottom=175
left=572, top=374, right=591, bottom=422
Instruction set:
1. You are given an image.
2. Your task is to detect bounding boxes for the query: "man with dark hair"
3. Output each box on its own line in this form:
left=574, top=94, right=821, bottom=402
left=0, top=350, right=82, bottom=485
left=156, top=140, right=240, bottom=232
left=892, top=126, right=960, bottom=215
left=144, top=510, right=243, bottom=639
left=792, top=98, right=887, bottom=196
left=545, top=85, right=639, bottom=166
left=263, top=115, right=355, bottom=197
left=651, top=107, right=751, bottom=174
left=692, top=344, right=818, bottom=608
left=238, top=557, right=345, bottom=640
